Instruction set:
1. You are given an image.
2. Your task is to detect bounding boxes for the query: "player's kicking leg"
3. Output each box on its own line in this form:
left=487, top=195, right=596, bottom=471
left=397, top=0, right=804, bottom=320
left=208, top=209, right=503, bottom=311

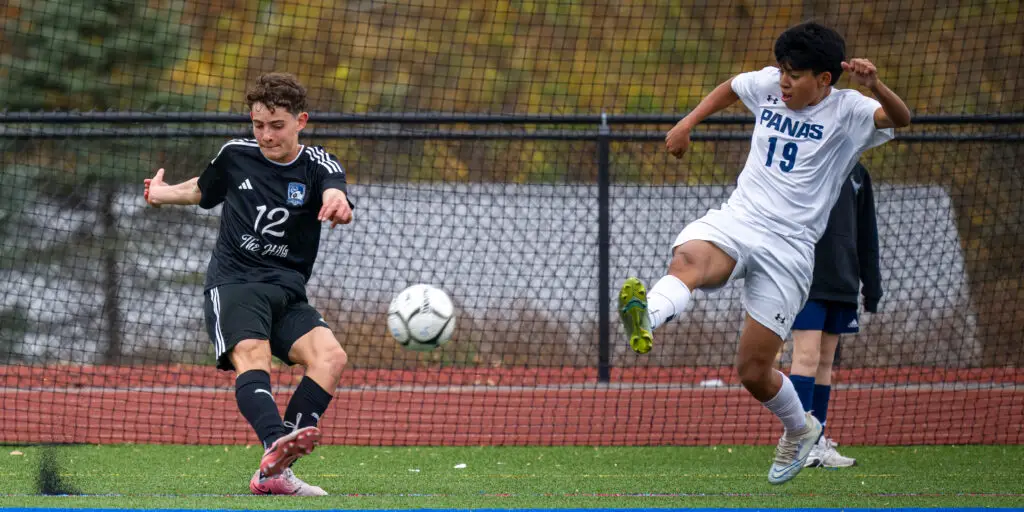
left=226, top=338, right=318, bottom=479
left=620, top=240, right=735, bottom=353
left=209, top=286, right=322, bottom=480
left=736, top=315, right=821, bottom=484
left=255, top=321, right=347, bottom=494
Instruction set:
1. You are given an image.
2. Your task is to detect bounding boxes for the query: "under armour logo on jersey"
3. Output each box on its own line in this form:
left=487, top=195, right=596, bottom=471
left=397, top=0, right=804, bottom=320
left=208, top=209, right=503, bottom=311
left=775, top=313, right=787, bottom=324
left=238, top=178, right=254, bottom=190
left=766, top=94, right=779, bottom=104
left=847, top=318, right=859, bottom=328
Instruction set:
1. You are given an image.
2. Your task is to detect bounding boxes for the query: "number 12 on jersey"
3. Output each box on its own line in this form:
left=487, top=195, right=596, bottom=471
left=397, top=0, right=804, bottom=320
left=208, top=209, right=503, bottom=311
left=254, top=205, right=289, bottom=237
left=766, top=137, right=798, bottom=172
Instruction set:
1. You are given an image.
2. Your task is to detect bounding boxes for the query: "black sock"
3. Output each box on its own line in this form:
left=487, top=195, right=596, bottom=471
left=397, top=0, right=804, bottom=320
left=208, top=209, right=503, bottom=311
left=235, top=370, right=287, bottom=450
left=283, top=376, right=334, bottom=431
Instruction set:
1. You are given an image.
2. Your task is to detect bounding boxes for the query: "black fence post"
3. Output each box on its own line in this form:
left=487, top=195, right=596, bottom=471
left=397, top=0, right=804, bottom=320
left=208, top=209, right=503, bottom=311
left=597, top=111, right=612, bottom=383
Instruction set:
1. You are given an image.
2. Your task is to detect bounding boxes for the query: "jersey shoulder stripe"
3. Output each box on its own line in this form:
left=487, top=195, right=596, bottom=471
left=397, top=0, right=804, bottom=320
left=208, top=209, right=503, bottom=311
left=211, top=138, right=259, bottom=164
left=306, top=146, right=342, bottom=175
left=305, top=146, right=344, bottom=175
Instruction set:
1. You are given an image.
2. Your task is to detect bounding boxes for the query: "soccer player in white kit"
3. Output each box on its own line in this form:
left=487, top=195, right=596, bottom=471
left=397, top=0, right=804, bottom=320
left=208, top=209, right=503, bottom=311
left=618, top=23, right=911, bottom=484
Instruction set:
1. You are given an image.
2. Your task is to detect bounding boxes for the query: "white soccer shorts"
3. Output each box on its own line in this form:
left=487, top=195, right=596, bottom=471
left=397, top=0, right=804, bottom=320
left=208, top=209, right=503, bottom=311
left=672, top=204, right=814, bottom=339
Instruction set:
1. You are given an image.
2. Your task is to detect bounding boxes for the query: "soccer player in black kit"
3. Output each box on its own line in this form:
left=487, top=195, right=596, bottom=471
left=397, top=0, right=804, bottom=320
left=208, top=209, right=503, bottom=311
left=144, top=73, right=353, bottom=496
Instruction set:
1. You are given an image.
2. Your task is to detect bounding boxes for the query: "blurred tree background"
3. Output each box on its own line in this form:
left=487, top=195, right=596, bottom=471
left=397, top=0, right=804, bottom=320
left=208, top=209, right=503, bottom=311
left=155, top=0, right=1022, bottom=115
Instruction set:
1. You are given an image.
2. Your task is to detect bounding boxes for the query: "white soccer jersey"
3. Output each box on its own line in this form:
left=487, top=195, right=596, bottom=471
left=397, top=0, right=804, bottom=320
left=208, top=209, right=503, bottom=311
left=726, top=66, right=893, bottom=244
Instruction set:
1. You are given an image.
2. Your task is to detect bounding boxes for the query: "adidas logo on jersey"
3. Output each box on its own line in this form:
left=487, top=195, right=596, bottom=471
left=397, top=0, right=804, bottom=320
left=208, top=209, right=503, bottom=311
left=238, top=178, right=253, bottom=190
left=847, top=318, right=859, bottom=328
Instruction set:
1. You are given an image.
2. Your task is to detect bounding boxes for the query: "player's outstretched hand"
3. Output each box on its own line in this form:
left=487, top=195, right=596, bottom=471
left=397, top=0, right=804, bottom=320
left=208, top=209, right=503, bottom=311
left=144, top=168, right=167, bottom=207
left=319, top=188, right=353, bottom=228
left=665, top=121, right=692, bottom=159
left=842, top=58, right=878, bottom=89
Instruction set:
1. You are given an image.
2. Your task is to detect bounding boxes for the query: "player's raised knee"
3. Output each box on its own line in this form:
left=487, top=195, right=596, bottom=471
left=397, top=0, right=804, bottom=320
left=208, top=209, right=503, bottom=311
left=668, top=241, right=735, bottom=290
left=668, top=246, right=706, bottom=280
left=672, top=247, right=698, bottom=268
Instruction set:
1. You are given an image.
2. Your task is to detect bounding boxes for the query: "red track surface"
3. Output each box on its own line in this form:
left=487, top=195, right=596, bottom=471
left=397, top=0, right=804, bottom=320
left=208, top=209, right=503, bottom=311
left=1, top=365, right=1021, bottom=446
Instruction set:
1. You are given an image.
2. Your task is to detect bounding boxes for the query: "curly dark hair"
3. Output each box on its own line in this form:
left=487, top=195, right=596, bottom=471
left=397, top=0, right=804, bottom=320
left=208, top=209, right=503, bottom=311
left=245, top=73, right=308, bottom=114
left=774, top=23, right=846, bottom=85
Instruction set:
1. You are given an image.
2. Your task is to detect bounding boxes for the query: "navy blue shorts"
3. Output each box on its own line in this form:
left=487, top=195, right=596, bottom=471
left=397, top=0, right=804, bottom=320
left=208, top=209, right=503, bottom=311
left=791, top=300, right=859, bottom=334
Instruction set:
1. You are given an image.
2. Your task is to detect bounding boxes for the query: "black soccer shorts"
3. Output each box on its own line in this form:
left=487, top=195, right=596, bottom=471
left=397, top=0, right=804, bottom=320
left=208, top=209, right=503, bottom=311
left=203, top=282, right=330, bottom=371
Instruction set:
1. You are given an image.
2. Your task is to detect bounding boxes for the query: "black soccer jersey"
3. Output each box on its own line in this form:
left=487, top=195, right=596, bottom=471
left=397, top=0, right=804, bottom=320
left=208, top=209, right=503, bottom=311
left=197, top=139, right=351, bottom=296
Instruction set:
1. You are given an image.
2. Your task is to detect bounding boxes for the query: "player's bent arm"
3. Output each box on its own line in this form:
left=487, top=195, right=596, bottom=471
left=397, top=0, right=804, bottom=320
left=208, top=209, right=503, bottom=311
left=149, top=177, right=202, bottom=206
left=869, top=80, right=911, bottom=129
left=666, top=78, right=740, bottom=157
left=677, top=78, right=741, bottom=130
left=319, top=187, right=353, bottom=226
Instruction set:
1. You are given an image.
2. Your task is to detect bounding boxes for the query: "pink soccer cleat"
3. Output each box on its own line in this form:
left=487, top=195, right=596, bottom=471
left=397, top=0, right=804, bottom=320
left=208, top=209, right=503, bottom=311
left=250, top=468, right=328, bottom=496
left=259, top=426, right=321, bottom=478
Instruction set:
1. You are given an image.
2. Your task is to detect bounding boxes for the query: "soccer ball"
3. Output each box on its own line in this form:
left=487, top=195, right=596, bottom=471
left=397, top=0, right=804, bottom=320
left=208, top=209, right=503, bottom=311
left=387, top=284, right=456, bottom=352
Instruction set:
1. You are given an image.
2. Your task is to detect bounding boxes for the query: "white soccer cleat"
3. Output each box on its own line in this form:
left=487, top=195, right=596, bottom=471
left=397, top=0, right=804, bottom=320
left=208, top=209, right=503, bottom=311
left=767, top=412, right=822, bottom=485
left=250, top=467, right=328, bottom=496
left=805, top=436, right=856, bottom=468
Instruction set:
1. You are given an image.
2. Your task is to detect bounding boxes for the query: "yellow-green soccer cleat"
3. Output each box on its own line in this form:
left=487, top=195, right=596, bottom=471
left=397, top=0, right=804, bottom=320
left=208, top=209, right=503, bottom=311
left=618, top=277, right=653, bottom=354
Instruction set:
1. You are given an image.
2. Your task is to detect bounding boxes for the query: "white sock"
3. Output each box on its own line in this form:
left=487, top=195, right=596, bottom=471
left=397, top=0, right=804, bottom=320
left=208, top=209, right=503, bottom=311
left=646, top=275, right=691, bottom=330
left=762, top=371, right=808, bottom=434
